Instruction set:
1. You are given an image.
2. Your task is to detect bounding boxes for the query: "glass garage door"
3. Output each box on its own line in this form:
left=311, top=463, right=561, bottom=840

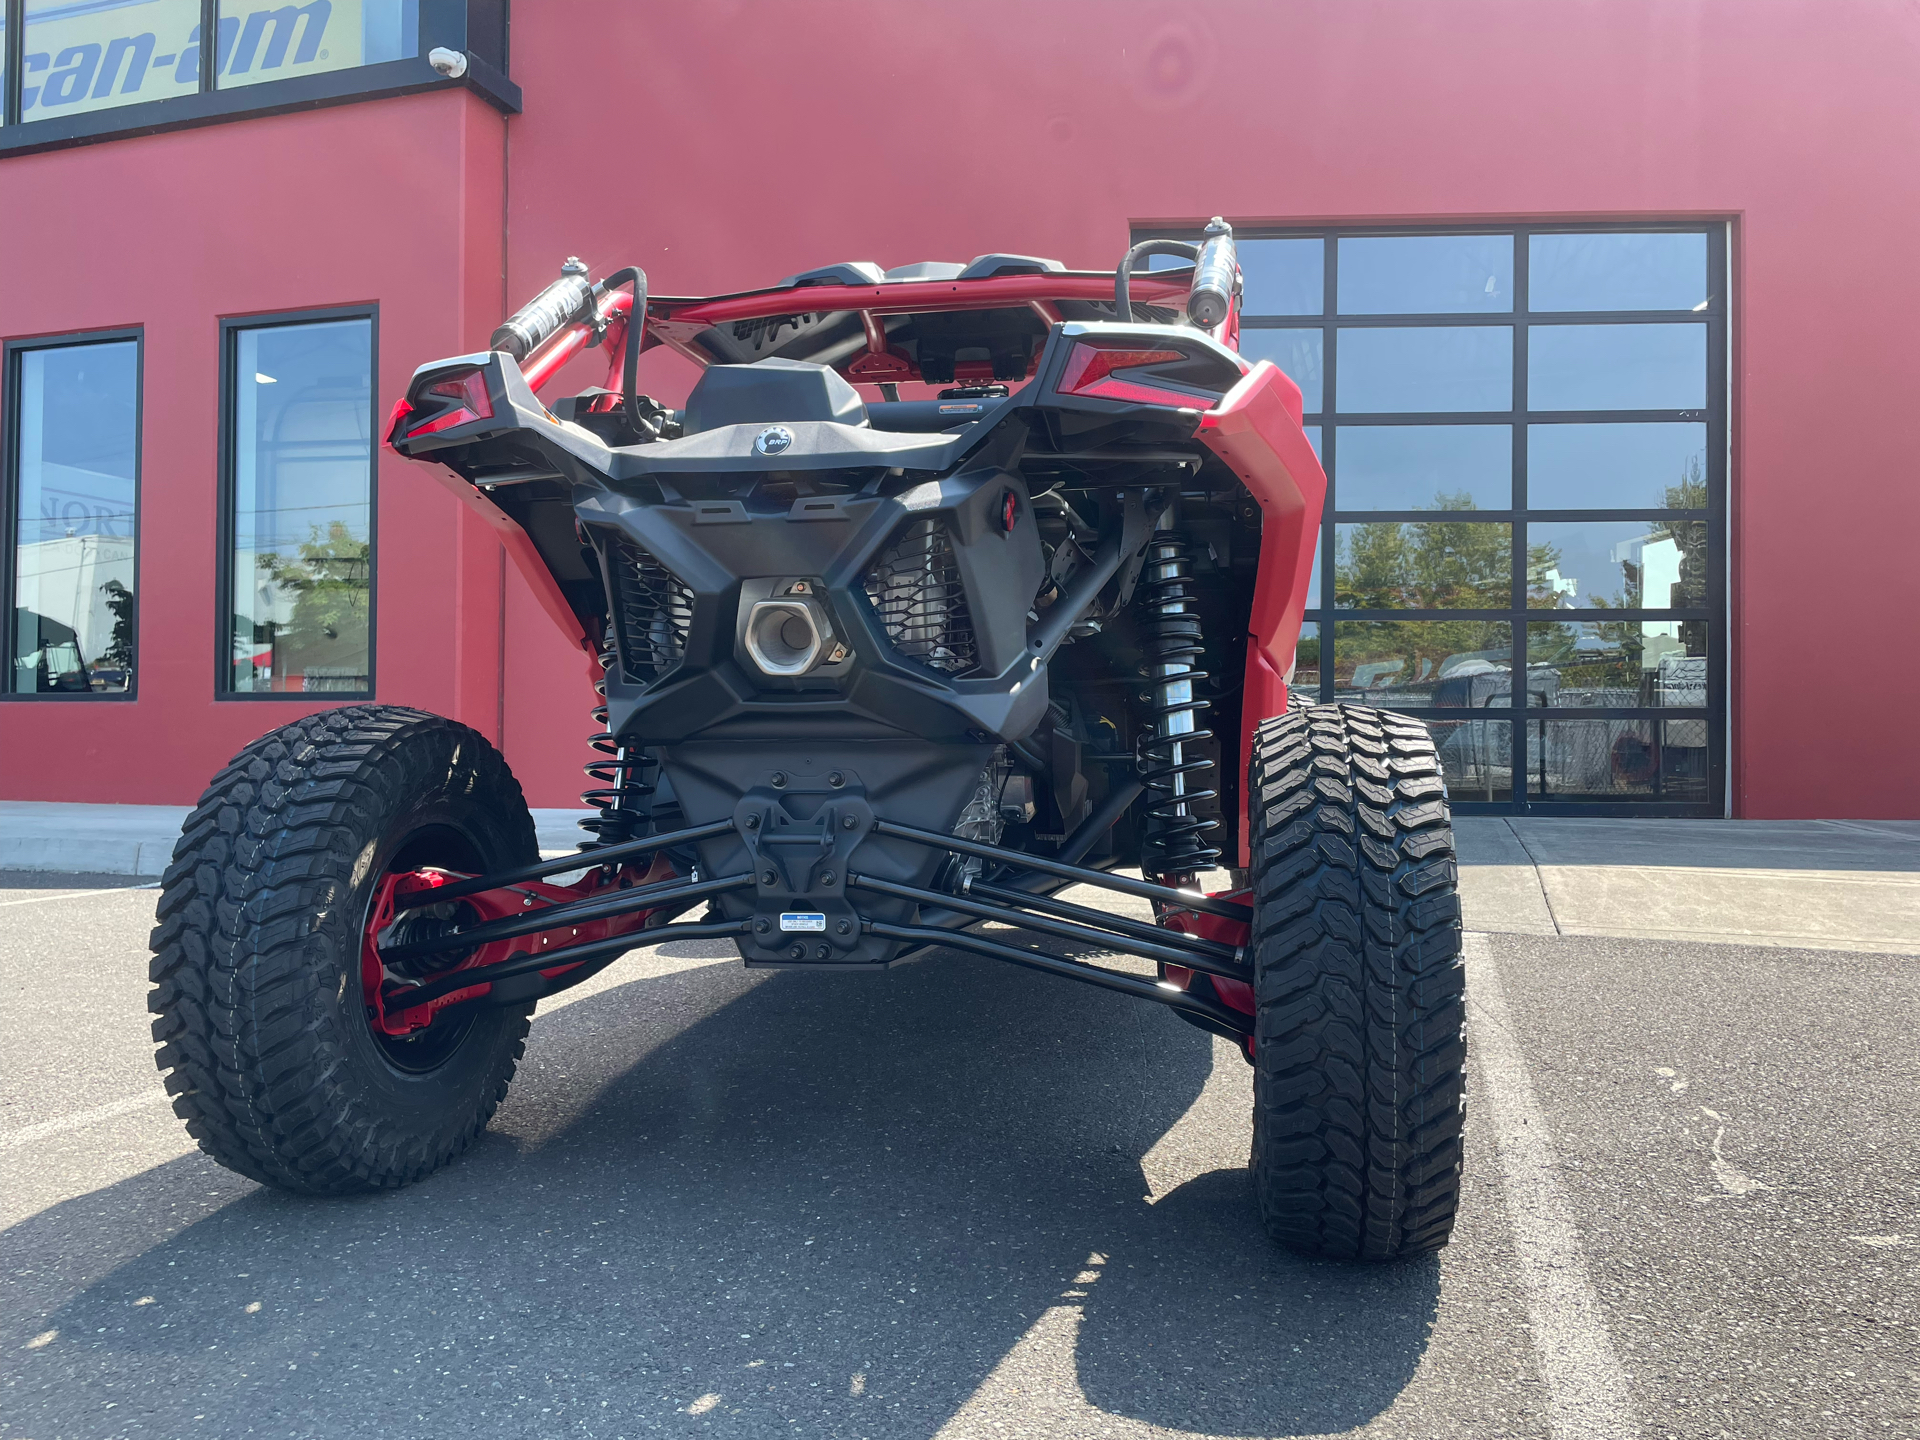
left=1148, top=224, right=1727, bottom=815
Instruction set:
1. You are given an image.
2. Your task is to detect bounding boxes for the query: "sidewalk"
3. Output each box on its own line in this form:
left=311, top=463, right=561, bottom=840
left=1455, top=815, right=1920, bottom=955
left=5, top=801, right=1916, bottom=954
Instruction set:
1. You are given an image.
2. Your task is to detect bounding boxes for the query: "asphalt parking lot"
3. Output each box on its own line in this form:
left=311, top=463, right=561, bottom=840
left=1, top=840, right=1916, bottom=1439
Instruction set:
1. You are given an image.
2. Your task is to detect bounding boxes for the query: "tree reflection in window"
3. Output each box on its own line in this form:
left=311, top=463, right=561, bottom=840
left=1335, top=501, right=1555, bottom=610
left=227, top=317, right=372, bottom=694
left=251, top=521, right=371, bottom=687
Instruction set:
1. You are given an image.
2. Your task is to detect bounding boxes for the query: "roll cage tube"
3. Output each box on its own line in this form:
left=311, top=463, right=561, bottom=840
left=494, top=231, right=1242, bottom=409
left=501, top=268, right=1202, bottom=402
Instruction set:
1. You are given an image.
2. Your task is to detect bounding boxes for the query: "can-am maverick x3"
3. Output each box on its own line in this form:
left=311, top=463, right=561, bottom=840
left=149, top=224, right=1465, bottom=1261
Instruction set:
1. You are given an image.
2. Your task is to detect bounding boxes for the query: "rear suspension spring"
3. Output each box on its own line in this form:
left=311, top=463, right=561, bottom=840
left=579, top=628, right=653, bottom=850
left=1136, top=526, right=1220, bottom=884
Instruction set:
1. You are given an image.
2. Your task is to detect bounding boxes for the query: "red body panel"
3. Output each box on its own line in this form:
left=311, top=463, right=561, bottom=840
left=1195, top=363, right=1326, bottom=867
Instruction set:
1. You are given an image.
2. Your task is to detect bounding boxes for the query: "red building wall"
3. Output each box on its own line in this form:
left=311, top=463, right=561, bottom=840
left=0, top=88, right=510, bottom=805
left=5, top=1, right=1918, bottom=818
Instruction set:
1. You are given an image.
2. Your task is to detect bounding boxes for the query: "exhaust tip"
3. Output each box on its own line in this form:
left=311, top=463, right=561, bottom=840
left=744, top=599, right=826, bottom=676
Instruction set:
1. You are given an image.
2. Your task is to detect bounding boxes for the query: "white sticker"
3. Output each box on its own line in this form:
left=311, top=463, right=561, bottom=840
left=779, top=913, right=827, bottom=932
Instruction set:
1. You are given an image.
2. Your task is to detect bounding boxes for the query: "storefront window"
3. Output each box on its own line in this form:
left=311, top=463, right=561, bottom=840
left=1529, top=232, right=1709, bottom=313
left=1335, top=521, right=1513, bottom=609
left=1236, top=239, right=1323, bottom=317
left=1526, top=519, right=1710, bottom=611
left=1332, top=621, right=1515, bottom=708
left=1145, top=221, right=1725, bottom=813
left=1337, top=327, right=1512, bottom=413
left=7, top=337, right=140, bottom=696
left=1238, top=329, right=1322, bottom=412
left=1526, top=622, right=1709, bottom=709
left=1337, top=235, right=1513, bottom=315
left=1527, top=423, right=1706, bottom=509
left=1528, top=323, right=1707, bottom=411
left=1293, top=620, right=1319, bottom=694
left=224, top=315, right=373, bottom=695
left=1335, top=425, right=1511, bottom=511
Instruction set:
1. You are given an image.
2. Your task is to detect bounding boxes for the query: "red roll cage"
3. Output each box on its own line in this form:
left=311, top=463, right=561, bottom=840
left=518, top=270, right=1206, bottom=394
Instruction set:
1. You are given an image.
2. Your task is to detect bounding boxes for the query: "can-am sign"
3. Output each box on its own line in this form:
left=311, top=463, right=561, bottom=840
left=18, top=0, right=373, bottom=119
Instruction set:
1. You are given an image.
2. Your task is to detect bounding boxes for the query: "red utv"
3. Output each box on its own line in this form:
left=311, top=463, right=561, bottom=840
left=148, top=224, right=1465, bottom=1261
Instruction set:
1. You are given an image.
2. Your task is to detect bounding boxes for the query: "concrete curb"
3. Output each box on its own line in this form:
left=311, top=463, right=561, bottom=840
left=0, top=802, right=598, bottom=878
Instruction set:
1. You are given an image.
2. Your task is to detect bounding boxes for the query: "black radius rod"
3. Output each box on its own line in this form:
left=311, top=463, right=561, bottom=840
left=385, top=917, right=751, bottom=1017
left=394, top=817, right=738, bottom=912
left=849, top=873, right=1250, bottom=982
left=873, top=820, right=1253, bottom=922
left=963, top=877, right=1245, bottom=966
left=863, top=920, right=1249, bottom=1036
left=380, top=873, right=754, bottom=968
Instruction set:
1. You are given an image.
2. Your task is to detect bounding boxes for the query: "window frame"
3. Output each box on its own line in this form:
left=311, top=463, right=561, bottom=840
left=0, top=325, right=144, bottom=702
left=1137, top=219, right=1731, bottom=818
left=0, top=0, right=518, bottom=158
left=216, top=303, right=379, bottom=702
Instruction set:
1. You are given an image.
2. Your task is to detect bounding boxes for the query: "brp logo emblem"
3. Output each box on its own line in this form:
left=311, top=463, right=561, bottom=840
left=754, top=425, right=795, bottom=456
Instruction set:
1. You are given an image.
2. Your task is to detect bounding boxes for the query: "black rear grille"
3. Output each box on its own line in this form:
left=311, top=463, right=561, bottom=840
left=607, top=537, right=694, bottom=686
left=863, top=518, right=976, bottom=674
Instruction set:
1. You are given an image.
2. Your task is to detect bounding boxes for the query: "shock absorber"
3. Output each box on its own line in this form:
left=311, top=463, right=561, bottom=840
left=1136, top=519, right=1221, bottom=884
left=578, top=626, right=653, bottom=850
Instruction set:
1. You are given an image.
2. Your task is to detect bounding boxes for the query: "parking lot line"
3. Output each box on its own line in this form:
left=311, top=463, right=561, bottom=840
left=1464, top=931, right=1638, bottom=1440
left=0, top=1090, right=173, bottom=1152
left=0, top=882, right=158, bottom=909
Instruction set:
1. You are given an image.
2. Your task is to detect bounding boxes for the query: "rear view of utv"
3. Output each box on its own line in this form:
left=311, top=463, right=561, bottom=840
left=149, top=222, right=1466, bottom=1262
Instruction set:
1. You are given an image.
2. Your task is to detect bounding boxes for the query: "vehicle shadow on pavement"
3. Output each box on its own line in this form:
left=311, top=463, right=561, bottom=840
left=4, top=952, right=1436, bottom=1439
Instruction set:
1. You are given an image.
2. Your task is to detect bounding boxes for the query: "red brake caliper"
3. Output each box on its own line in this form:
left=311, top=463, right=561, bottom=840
left=361, top=856, right=677, bottom=1037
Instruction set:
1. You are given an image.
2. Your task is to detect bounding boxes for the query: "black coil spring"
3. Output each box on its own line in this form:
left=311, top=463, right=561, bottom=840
left=609, top=537, right=694, bottom=687
left=1136, top=529, right=1220, bottom=882
left=579, top=626, right=653, bottom=850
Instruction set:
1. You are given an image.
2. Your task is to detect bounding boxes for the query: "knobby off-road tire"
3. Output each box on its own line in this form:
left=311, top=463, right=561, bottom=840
left=148, top=705, right=540, bottom=1195
left=1247, top=703, right=1466, bottom=1261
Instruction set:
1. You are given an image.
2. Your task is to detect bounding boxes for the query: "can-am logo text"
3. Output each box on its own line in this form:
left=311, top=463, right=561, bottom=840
left=17, top=0, right=365, bottom=117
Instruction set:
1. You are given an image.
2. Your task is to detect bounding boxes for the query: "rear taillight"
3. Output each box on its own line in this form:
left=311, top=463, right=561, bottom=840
left=391, top=369, right=495, bottom=445
left=1057, top=342, right=1215, bottom=408
left=416, top=370, right=495, bottom=433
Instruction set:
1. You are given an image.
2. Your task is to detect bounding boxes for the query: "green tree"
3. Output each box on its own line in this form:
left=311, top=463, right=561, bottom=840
left=1334, top=491, right=1563, bottom=611
left=1337, top=492, right=1508, bottom=610
left=255, top=522, right=370, bottom=662
left=98, top=578, right=134, bottom=673
left=1324, top=489, right=1557, bottom=701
